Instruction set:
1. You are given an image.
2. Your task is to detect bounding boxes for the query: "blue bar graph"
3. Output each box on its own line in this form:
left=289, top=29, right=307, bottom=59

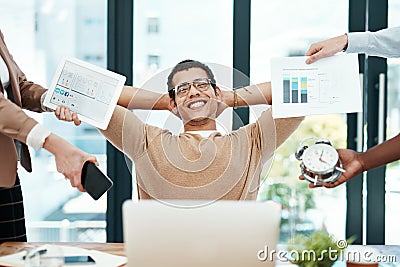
left=283, top=77, right=290, bottom=103
left=291, top=77, right=298, bottom=103
left=300, top=77, right=308, bottom=103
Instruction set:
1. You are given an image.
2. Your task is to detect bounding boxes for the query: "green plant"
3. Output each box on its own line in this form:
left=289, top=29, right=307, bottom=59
left=287, top=230, right=355, bottom=267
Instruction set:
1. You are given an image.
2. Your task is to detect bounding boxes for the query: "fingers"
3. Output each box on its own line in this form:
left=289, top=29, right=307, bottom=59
left=305, top=44, right=320, bottom=56
left=298, top=175, right=335, bottom=188
left=309, top=183, right=323, bottom=188
left=55, top=106, right=81, bottom=125
left=305, top=43, right=332, bottom=64
left=60, top=106, right=66, bottom=120
left=321, top=182, right=338, bottom=188
left=66, top=175, right=85, bottom=192
left=86, top=155, right=99, bottom=166
left=77, top=184, right=85, bottom=193
left=55, top=106, right=67, bottom=120
left=306, top=52, right=322, bottom=64
left=65, top=108, right=72, bottom=121
left=323, top=177, right=346, bottom=188
left=72, top=112, right=82, bottom=126
left=55, top=106, right=61, bottom=117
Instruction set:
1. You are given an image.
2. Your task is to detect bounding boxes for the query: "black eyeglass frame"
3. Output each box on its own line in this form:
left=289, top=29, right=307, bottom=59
left=168, top=78, right=216, bottom=99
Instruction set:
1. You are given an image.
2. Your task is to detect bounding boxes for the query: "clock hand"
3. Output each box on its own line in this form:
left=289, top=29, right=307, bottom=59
left=319, top=150, right=324, bottom=160
left=320, top=155, right=347, bottom=173
left=320, top=157, right=330, bottom=164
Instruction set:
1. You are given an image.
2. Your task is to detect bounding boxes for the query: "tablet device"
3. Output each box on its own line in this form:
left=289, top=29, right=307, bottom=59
left=44, top=57, right=126, bottom=130
left=81, top=161, right=113, bottom=200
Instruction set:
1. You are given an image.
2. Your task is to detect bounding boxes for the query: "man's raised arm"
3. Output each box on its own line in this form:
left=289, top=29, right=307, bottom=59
left=220, top=82, right=303, bottom=148
left=118, top=86, right=170, bottom=110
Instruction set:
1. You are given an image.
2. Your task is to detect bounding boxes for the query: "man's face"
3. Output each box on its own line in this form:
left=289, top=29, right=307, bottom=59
left=170, top=67, right=221, bottom=128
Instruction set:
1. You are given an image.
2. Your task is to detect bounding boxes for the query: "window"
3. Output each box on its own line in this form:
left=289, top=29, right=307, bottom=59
left=385, top=0, right=400, bottom=245
left=134, top=0, right=233, bottom=86
left=147, top=17, right=159, bottom=33
left=147, top=54, right=160, bottom=70
left=251, top=0, right=349, bottom=243
left=0, top=0, right=108, bottom=242
left=133, top=0, right=234, bottom=197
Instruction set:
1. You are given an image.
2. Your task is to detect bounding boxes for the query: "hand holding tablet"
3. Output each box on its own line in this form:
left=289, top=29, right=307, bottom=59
left=44, top=57, right=126, bottom=129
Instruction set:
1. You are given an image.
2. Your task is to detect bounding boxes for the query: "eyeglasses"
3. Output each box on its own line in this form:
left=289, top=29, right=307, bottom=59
left=170, top=78, right=214, bottom=98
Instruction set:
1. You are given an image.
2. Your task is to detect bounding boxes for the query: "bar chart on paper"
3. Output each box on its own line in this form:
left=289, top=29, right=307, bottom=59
left=282, top=70, right=333, bottom=104
left=283, top=76, right=309, bottom=103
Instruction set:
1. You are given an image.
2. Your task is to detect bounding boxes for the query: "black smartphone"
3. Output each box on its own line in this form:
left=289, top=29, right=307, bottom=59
left=64, top=255, right=95, bottom=265
left=81, top=161, right=113, bottom=200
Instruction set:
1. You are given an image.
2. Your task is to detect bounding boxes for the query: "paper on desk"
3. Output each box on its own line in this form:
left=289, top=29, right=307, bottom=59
left=270, top=54, right=362, bottom=118
left=0, top=244, right=127, bottom=267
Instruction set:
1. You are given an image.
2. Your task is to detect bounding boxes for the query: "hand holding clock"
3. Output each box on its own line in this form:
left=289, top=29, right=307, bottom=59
left=318, top=149, right=364, bottom=188
left=297, top=138, right=350, bottom=188
left=304, top=149, right=364, bottom=188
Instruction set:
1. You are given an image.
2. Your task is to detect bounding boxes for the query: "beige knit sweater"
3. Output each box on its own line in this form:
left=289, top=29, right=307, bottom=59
left=101, top=106, right=302, bottom=201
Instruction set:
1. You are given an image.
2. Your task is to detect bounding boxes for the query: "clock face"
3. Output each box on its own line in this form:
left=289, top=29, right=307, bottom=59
left=302, top=143, right=339, bottom=173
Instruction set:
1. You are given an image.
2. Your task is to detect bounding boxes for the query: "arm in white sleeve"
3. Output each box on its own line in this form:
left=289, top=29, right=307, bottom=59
left=26, top=124, right=52, bottom=151
left=347, top=27, right=400, bottom=58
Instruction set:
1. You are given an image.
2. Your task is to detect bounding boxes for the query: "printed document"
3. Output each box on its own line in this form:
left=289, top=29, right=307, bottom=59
left=270, top=54, right=362, bottom=118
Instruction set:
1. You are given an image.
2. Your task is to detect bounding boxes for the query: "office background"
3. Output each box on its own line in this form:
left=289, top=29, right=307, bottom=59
left=0, top=0, right=399, bottom=245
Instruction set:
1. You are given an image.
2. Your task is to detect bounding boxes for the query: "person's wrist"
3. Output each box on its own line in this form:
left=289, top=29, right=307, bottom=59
left=233, top=90, right=238, bottom=109
left=342, top=33, right=349, bottom=51
left=43, top=134, right=61, bottom=155
left=43, top=134, right=72, bottom=156
left=43, top=133, right=54, bottom=151
left=357, top=152, right=368, bottom=173
left=222, top=90, right=234, bottom=108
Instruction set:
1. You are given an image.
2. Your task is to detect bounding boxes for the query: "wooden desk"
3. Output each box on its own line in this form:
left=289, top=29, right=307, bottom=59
left=0, top=242, right=126, bottom=266
left=1, top=243, right=398, bottom=267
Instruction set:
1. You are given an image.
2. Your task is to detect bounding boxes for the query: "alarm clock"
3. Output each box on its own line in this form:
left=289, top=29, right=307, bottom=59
left=295, top=138, right=346, bottom=185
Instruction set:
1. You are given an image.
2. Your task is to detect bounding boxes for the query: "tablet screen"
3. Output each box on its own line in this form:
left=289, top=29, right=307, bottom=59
left=44, top=58, right=126, bottom=129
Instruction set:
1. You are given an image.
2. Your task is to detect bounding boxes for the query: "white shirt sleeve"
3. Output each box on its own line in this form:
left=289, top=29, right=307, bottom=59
left=26, top=124, right=52, bottom=151
left=40, top=91, right=54, bottom=112
left=347, top=27, right=400, bottom=58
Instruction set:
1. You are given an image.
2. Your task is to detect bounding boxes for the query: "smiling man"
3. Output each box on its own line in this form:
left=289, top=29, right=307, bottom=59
left=59, top=60, right=303, bottom=201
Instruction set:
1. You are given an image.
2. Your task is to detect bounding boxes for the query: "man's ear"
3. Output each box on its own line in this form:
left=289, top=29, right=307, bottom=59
left=215, top=86, right=222, bottom=100
left=169, top=98, right=179, bottom=115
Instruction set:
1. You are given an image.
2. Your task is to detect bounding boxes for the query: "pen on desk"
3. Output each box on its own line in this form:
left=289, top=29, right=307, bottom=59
left=22, top=249, right=47, bottom=260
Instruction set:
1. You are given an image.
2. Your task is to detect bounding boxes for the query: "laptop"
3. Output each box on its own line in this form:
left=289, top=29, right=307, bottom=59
left=122, top=200, right=281, bottom=267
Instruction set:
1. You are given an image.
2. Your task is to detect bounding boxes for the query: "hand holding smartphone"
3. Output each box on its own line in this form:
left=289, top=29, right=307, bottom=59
left=81, top=161, right=113, bottom=200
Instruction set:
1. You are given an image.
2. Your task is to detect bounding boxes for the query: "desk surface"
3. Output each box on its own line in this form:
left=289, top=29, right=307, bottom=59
left=1, top=243, right=399, bottom=267
left=0, top=242, right=126, bottom=267
left=0, top=242, right=125, bottom=257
